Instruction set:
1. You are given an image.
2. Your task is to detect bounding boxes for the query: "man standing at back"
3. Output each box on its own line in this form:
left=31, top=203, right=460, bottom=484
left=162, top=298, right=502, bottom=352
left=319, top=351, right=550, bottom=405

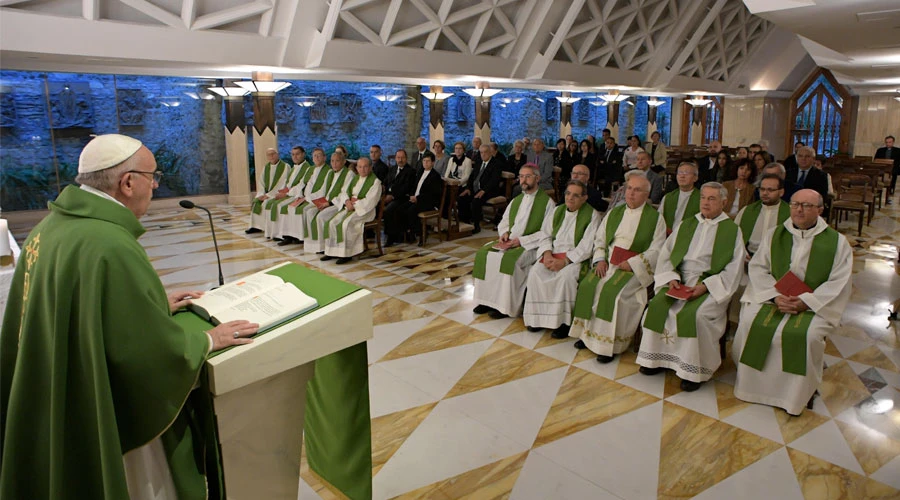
left=875, top=135, right=899, bottom=202
left=527, top=138, right=555, bottom=191
left=1, top=134, right=257, bottom=499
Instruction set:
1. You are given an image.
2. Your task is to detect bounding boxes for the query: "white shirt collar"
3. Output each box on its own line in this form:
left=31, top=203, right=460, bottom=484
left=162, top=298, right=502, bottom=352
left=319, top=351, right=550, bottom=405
left=80, top=184, right=125, bottom=207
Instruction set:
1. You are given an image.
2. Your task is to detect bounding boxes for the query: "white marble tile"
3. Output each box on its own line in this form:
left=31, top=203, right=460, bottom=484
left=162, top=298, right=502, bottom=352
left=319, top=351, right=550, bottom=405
left=145, top=240, right=215, bottom=257
left=374, top=283, right=416, bottom=297
left=876, top=367, right=900, bottom=390
left=297, top=476, right=322, bottom=500
left=470, top=317, right=516, bottom=336
left=372, top=403, right=529, bottom=500
left=617, top=372, right=666, bottom=399
left=535, top=341, right=579, bottom=365
left=376, top=339, right=495, bottom=400
left=788, top=419, right=864, bottom=474
left=368, top=364, right=438, bottom=418
left=834, top=386, right=900, bottom=440
left=877, top=345, right=900, bottom=370
left=510, top=451, right=622, bottom=500
left=572, top=356, right=620, bottom=381
left=356, top=276, right=395, bottom=288
left=440, top=367, right=568, bottom=449
left=396, top=290, right=437, bottom=305
left=828, top=335, right=872, bottom=358
left=715, top=369, right=737, bottom=386
left=691, top=447, right=803, bottom=500
left=417, top=298, right=461, bottom=315
left=501, top=331, right=542, bottom=350
left=665, top=381, right=719, bottom=419
left=823, top=354, right=844, bottom=368
left=870, top=454, right=900, bottom=490
left=533, top=401, right=663, bottom=500
left=722, top=404, right=784, bottom=444
left=366, top=316, right=435, bottom=363
left=443, top=308, right=478, bottom=326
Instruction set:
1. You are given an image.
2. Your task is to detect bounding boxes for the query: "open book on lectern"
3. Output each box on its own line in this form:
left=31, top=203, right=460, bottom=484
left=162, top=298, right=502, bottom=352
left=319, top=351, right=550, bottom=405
left=188, top=271, right=317, bottom=330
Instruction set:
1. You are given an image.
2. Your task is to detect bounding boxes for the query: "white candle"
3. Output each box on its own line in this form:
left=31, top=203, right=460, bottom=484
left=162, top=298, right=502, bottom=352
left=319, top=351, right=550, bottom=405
left=0, top=219, right=10, bottom=257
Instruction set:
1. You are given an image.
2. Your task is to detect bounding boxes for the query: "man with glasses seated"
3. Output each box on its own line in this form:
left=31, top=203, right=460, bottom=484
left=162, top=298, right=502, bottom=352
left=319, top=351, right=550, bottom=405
left=523, top=180, right=601, bottom=338
left=732, top=189, right=852, bottom=415
left=736, top=173, right=790, bottom=258
left=472, top=164, right=556, bottom=319
left=247, top=148, right=289, bottom=235
left=657, top=161, right=701, bottom=234
left=570, top=164, right=609, bottom=212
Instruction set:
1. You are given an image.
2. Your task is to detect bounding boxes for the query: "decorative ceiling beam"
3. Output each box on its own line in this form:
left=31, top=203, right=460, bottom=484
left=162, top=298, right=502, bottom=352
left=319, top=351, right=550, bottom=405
left=640, top=0, right=711, bottom=88
left=192, top=1, right=272, bottom=31
left=320, top=0, right=344, bottom=41
left=379, top=0, right=403, bottom=45
left=339, top=11, right=381, bottom=45
left=656, top=0, right=727, bottom=85
left=118, top=0, right=182, bottom=28
left=83, top=0, right=98, bottom=21
left=0, top=0, right=32, bottom=6
left=180, top=0, right=196, bottom=29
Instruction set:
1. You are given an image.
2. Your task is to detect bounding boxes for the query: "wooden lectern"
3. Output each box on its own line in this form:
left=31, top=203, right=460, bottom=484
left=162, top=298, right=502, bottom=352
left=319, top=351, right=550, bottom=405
left=177, top=262, right=373, bottom=499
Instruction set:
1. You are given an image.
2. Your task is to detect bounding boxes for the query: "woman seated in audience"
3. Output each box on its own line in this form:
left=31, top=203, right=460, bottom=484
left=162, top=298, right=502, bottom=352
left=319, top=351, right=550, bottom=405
left=736, top=146, right=749, bottom=161
left=622, top=135, right=644, bottom=170
left=445, top=141, right=472, bottom=185
left=432, top=139, right=449, bottom=176
left=572, top=139, right=595, bottom=182
left=723, top=159, right=757, bottom=217
left=558, top=140, right=578, bottom=184
left=586, top=134, right=598, bottom=155
left=554, top=138, right=567, bottom=165
left=752, top=152, right=768, bottom=176
left=646, top=131, right=668, bottom=171
left=716, top=150, right=733, bottom=181
left=508, top=139, right=528, bottom=174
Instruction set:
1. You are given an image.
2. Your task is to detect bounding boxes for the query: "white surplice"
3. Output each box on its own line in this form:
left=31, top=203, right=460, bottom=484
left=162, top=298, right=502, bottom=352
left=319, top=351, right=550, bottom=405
left=473, top=191, right=556, bottom=317
left=281, top=164, right=330, bottom=241
left=523, top=208, right=601, bottom=329
left=305, top=169, right=356, bottom=254
left=728, top=201, right=785, bottom=319
left=248, top=161, right=289, bottom=231
left=265, top=163, right=308, bottom=239
left=570, top=204, right=667, bottom=356
left=657, top=189, right=694, bottom=228
left=638, top=213, right=746, bottom=382
left=732, top=217, right=852, bottom=415
left=324, top=177, right=383, bottom=258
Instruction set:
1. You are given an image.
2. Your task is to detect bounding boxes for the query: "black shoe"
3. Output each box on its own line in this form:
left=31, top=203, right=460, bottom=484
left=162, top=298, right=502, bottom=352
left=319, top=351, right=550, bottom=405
left=526, top=326, right=543, bottom=332
left=888, top=199, right=894, bottom=205
left=473, top=305, right=493, bottom=314
left=277, top=237, right=297, bottom=246
left=336, top=257, right=352, bottom=265
left=316, top=251, right=324, bottom=255
left=639, top=366, right=664, bottom=376
left=488, top=310, right=508, bottom=319
left=245, top=227, right=262, bottom=234
left=472, top=225, right=481, bottom=234
left=596, top=354, right=614, bottom=364
left=680, top=379, right=701, bottom=392
left=320, top=255, right=334, bottom=261
left=574, top=340, right=586, bottom=350
left=273, top=237, right=283, bottom=242
left=551, top=324, right=570, bottom=339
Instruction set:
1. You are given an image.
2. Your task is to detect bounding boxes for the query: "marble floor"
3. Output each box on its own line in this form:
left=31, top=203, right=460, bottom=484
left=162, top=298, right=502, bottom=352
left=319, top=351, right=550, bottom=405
left=134, top=196, right=900, bottom=500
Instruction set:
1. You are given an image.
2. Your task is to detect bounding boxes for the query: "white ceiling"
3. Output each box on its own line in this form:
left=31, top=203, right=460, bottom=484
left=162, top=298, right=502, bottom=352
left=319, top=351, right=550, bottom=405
left=0, top=0, right=895, bottom=96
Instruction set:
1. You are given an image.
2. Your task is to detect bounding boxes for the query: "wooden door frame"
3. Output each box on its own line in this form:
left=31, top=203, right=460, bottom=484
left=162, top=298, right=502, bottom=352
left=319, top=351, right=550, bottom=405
left=787, top=68, right=851, bottom=156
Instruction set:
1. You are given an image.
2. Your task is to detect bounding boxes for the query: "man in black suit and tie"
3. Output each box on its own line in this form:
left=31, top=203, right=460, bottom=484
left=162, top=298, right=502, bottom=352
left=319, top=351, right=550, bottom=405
left=875, top=135, right=899, bottom=201
left=369, top=144, right=390, bottom=183
left=782, top=141, right=804, bottom=173
left=383, top=149, right=417, bottom=246
left=786, top=146, right=829, bottom=202
left=412, top=137, right=430, bottom=173
left=571, top=164, right=608, bottom=212
left=598, top=136, right=622, bottom=196
left=467, top=137, right=483, bottom=162
left=698, top=140, right=722, bottom=185
left=405, top=152, right=444, bottom=240
left=460, top=144, right=503, bottom=233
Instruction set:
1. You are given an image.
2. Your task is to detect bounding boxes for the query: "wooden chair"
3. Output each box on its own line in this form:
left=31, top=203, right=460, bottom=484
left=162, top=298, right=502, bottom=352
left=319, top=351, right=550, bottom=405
left=418, top=179, right=449, bottom=247
left=829, top=174, right=868, bottom=236
left=441, top=179, right=475, bottom=240
left=362, top=197, right=386, bottom=257
left=484, top=171, right=516, bottom=224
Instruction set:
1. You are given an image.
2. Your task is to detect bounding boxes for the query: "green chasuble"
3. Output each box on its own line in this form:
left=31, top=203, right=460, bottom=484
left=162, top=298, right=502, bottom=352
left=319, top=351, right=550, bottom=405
left=739, top=225, right=840, bottom=375
left=324, top=174, right=378, bottom=242
left=472, top=189, right=551, bottom=280
left=266, top=160, right=312, bottom=221
left=642, top=216, right=740, bottom=337
left=309, top=168, right=352, bottom=241
left=661, top=188, right=700, bottom=230
left=251, top=160, right=289, bottom=215
left=0, top=186, right=219, bottom=499
left=738, top=200, right=790, bottom=247
left=572, top=204, right=660, bottom=321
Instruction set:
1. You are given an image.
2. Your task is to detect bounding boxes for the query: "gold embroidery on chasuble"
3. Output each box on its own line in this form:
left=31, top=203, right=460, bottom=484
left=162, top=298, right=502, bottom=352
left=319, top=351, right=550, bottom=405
left=19, top=233, right=41, bottom=342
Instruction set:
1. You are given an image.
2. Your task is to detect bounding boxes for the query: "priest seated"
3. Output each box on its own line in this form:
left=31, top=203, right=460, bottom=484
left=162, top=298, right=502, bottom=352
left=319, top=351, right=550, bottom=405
left=523, top=180, right=602, bottom=339
left=637, top=182, right=746, bottom=392
left=321, top=157, right=383, bottom=264
left=657, top=161, right=700, bottom=234
left=472, top=164, right=556, bottom=319
left=569, top=170, right=667, bottom=363
left=246, top=148, right=289, bottom=235
left=732, top=189, right=852, bottom=415
left=303, top=151, right=355, bottom=255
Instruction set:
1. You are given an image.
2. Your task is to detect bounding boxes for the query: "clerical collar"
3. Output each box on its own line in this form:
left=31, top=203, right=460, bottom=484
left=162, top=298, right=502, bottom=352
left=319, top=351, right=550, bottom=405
left=81, top=184, right=125, bottom=208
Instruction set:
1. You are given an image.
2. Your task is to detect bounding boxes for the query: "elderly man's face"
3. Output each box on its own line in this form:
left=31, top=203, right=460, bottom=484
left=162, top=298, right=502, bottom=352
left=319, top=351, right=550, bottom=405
left=624, top=177, right=650, bottom=209
left=266, top=149, right=279, bottom=164
left=571, top=165, right=590, bottom=184
left=676, top=166, right=698, bottom=189
left=564, top=184, right=587, bottom=212
left=636, top=153, right=651, bottom=171
left=518, top=167, right=539, bottom=193
left=356, top=159, right=372, bottom=177
left=122, top=147, right=158, bottom=218
left=313, top=150, right=326, bottom=166
left=533, top=140, right=544, bottom=153
left=480, top=146, right=492, bottom=162
left=759, top=177, right=783, bottom=206
left=700, top=186, right=725, bottom=219
left=472, top=137, right=482, bottom=149
left=291, top=149, right=305, bottom=164
left=790, top=189, right=823, bottom=229
left=797, top=149, right=814, bottom=169
left=416, top=137, right=427, bottom=151
left=395, top=151, right=407, bottom=166
left=330, top=155, right=344, bottom=170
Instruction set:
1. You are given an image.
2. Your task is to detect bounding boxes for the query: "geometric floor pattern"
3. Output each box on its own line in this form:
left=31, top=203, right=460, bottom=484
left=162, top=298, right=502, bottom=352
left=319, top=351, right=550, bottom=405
left=135, top=197, right=900, bottom=500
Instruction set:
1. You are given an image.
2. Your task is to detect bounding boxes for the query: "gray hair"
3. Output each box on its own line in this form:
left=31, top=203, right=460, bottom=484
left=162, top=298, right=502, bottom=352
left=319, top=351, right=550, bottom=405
left=797, top=146, right=816, bottom=157
left=75, top=159, right=133, bottom=192
left=677, top=161, right=699, bottom=175
left=514, top=140, right=524, bottom=149
left=624, top=169, right=648, bottom=182
left=356, top=157, right=371, bottom=169
left=762, top=162, right=786, bottom=177
left=701, top=181, right=728, bottom=200
left=565, top=179, right=588, bottom=196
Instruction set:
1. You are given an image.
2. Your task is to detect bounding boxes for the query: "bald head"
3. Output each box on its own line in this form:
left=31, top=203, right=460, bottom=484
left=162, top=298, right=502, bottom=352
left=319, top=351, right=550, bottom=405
left=789, top=189, right=824, bottom=229
left=571, top=164, right=591, bottom=185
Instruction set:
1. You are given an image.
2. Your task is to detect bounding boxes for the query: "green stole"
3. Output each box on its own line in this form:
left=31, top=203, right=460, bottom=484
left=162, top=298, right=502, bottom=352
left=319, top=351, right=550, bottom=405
left=738, top=200, right=790, bottom=247
left=280, top=165, right=329, bottom=216
left=572, top=204, right=659, bottom=321
left=324, top=174, right=377, bottom=243
left=266, top=161, right=312, bottom=221
left=251, top=160, right=287, bottom=214
left=309, top=168, right=350, bottom=241
left=549, top=203, right=596, bottom=280
left=739, top=225, right=839, bottom=375
left=662, top=188, right=700, bottom=230
left=642, top=216, right=740, bottom=337
left=472, top=189, right=551, bottom=280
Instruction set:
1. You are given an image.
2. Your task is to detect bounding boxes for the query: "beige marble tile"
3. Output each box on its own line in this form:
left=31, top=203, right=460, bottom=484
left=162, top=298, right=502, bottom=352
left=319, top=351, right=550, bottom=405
left=820, top=361, right=873, bottom=417
left=572, top=346, right=597, bottom=364
left=834, top=420, right=900, bottom=476
left=658, top=402, right=782, bottom=499
left=400, top=282, right=442, bottom=295
left=847, top=345, right=898, bottom=372
left=533, top=366, right=658, bottom=447
left=775, top=406, right=830, bottom=444
left=372, top=297, right=434, bottom=326
left=445, top=339, right=567, bottom=399
left=420, top=289, right=462, bottom=304
left=379, top=275, right=418, bottom=287
left=787, top=447, right=899, bottom=500
left=380, top=316, right=495, bottom=361
left=499, top=317, right=526, bottom=336
left=372, top=402, right=438, bottom=476
left=394, top=451, right=528, bottom=500
left=533, top=331, right=571, bottom=350
left=715, top=380, right=751, bottom=419
left=614, top=350, right=641, bottom=380
left=663, top=371, right=684, bottom=399
left=824, top=337, right=843, bottom=358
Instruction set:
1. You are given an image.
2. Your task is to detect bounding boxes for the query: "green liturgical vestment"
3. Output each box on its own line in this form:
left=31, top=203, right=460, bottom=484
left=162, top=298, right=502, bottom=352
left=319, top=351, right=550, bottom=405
left=0, top=186, right=220, bottom=499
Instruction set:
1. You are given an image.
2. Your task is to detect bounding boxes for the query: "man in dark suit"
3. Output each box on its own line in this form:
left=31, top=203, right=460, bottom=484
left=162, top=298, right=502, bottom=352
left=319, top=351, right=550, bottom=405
left=460, top=144, right=503, bottom=233
left=571, top=163, right=608, bottom=212
left=369, top=144, right=390, bottom=183
left=875, top=135, right=899, bottom=200
left=598, top=136, right=622, bottom=196
left=782, top=141, right=804, bottom=173
left=383, top=149, right=416, bottom=246
left=467, top=137, right=483, bottom=162
left=405, top=152, right=444, bottom=239
left=697, top=140, right=722, bottom=185
left=412, top=137, right=430, bottom=173
left=786, top=146, right=828, bottom=202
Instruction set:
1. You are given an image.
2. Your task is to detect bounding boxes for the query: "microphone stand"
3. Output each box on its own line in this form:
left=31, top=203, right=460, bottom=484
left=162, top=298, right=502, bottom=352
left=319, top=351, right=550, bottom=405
left=180, top=200, right=225, bottom=287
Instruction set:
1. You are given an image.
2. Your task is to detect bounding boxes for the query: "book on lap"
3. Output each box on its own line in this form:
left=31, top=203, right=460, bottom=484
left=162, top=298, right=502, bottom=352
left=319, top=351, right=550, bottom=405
left=312, top=197, right=330, bottom=210
left=189, top=272, right=318, bottom=330
left=665, top=286, right=693, bottom=300
left=540, top=252, right=567, bottom=263
left=775, top=271, right=813, bottom=297
left=610, top=246, right=637, bottom=266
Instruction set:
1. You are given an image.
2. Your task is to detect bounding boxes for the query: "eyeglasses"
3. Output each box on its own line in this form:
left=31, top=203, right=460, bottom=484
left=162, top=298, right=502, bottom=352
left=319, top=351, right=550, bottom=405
left=789, top=201, right=818, bottom=210
left=564, top=191, right=586, bottom=197
left=758, top=187, right=782, bottom=193
left=128, top=170, right=163, bottom=182
left=518, top=174, right=536, bottom=179
left=676, top=171, right=695, bottom=176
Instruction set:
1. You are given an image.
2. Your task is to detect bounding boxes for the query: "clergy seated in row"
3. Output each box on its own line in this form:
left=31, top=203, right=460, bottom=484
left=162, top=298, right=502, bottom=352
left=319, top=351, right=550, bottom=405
left=637, top=182, right=746, bottom=392
left=263, top=147, right=312, bottom=239
left=657, top=161, right=700, bottom=234
left=247, top=147, right=290, bottom=234
left=523, top=180, right=602, bottom=339
left=570, top=164, right=609, bottom=213
left=383, top=150, right=417, bottom=246
left=276, top=148, right=330, bottom=246
left=458, top=144, right=504, bottom=234
left=569, top=171, right=667, bottom=363
left=320, top=157, right=383, bottom=264
left=472, top=164, right=556, bottom=319
left=304, top=151, right=355, bottom=254
left=403, top=152, right=443, bottom=240
left=732, top=189, right=852, bottom=415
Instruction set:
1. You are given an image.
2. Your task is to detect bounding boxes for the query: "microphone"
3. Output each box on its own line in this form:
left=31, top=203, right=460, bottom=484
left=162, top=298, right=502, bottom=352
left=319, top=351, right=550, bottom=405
left=179, top=200, right=225, bottom=287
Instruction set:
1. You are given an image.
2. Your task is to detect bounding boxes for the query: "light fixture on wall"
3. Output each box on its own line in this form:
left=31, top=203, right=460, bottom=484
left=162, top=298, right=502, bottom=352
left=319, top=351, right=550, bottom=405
left=160, top=97, right=181, bottom=107
left=600, top=90, right=630, bottom=102
left=295, top=96, right=317, bottom=107
left=685, top=96, right=712, bottom=107
left=372, top=94, right=402, bottom=102
left=463, top=82, right=502, bottom=98
left=894, top=91, right=900, bottom=102
left=207, top=86, right=249, bottom=98
left=647, top=98, right=665, bottom=107
left=234, top=71, right=291, bottom=94
left=421, top=85, right=453, bottom=100
left=555, top=92, right=581, bottom=104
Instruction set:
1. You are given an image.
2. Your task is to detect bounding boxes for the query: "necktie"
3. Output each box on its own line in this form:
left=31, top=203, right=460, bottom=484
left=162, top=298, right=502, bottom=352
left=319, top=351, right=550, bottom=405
left=475, top=162, right=487, bottom=191
left=798, top=169, right=807, bottom=186
left=887, top=148, right=892, bottom=159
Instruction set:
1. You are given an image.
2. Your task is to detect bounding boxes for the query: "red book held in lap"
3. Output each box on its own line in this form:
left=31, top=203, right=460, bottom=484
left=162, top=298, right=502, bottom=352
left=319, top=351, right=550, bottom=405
left=775, top=271, right=813, bottom=297
left=665, top=286, right=693, bottom=300
left=312, top=197, right=330, bottom=210
left=610, top=246, right=637, bottom=266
